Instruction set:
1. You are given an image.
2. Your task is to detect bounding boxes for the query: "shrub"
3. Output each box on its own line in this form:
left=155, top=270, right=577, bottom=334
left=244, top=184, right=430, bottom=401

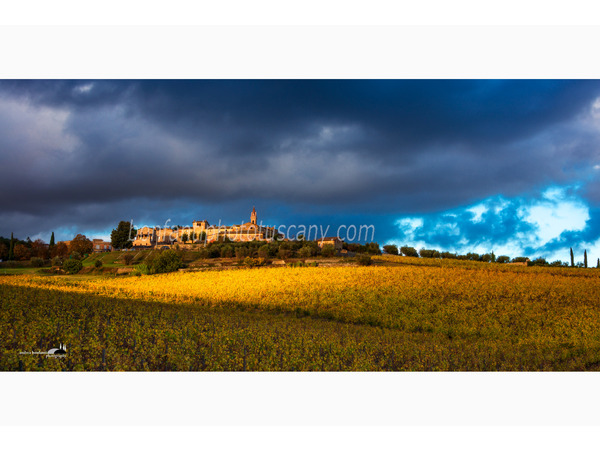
left=289, top=261, right=307, bottom=268
left=278, top=248, right=291, bottom=259
left=150, top=250, right=183, bottom=274
left=530, top=257, right=548, bottom=267
left=357, top=255, right=372, bottom=266
left=122, top=253, right=135, bottom=265
left=244, top=257, right=266, bottom=268
left=235, top=247, right=249, bottom=259
left=298, top=246, right=314, bottom=259
left=62, top=259, right=83, bottom=274
left=220, top=245, right=234, bottom=258
left=321, top=245, right=336, bottom=257
left=94, top=259, right=103, bottom=268
left=70, top=251, right=82, bottom=261
left=196, top=248, right=210, bottom=259
left=30, top=257, right=45, bottom=267
left=258, top=245, right=270, bottom=259
left=135, top=263, right=150, bottom=275
left=51, top=256, right=63, bottom=267
left=208, top=247, right=221, bottom=258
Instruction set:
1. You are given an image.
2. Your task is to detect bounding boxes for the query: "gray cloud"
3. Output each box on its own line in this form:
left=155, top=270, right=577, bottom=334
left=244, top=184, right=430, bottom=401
left=1, top=80, right=600, bottom=244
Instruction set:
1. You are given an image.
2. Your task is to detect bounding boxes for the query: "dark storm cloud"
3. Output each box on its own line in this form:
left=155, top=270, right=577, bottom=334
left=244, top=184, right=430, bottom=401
left=1, top=79, right=600, bottom=242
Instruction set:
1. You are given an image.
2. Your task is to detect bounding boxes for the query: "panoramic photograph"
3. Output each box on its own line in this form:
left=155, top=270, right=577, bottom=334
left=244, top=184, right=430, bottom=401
left=1, top=79, right=600, bottom=371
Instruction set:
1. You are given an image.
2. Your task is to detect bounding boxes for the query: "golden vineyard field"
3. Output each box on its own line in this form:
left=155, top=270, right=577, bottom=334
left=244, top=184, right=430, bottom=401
left=2, top=260, right=600, bottom=371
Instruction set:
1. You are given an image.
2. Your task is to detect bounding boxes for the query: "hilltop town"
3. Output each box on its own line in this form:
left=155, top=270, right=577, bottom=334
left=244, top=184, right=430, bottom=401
left=132, top=207, right=286, bottom=249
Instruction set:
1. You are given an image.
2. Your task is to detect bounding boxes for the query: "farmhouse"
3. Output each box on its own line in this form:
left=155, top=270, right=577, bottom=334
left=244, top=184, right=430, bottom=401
left=318, top=236, right=344, bottom=250
left=92, top=239, right=112, bottom=252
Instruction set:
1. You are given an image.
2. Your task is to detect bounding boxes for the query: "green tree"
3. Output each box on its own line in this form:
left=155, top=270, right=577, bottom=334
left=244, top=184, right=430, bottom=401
left=182, top=232, right=189, bottom=243
left=111, top=221, right=136, bottom=249
left=584, top=249, right=588, bottom=268
left=62, top=259, right=83, bottom=274
left=235, top=247, right=250, bottom=259
left=383, top=244, right=399, bottom=255
left=220, top=245, right=234, bottom=258
left=278, top=247, right=292, bottom=259
left=570, top=247, right=574, bottom=267
left=531, top=257, right=548, bottom=266
left=481, top=253, right=494, bottom=263
left=49, top=231, right=55, bottom=248
left=258, top=244, right=270, bottom=259
left=400, top=246, right=419, bottom=258
left=298, top=246, right=314, bottom=258
left=496, top=255, right=510, bottom=263
left=150, top=250, right=183, bottom=274
left=420, top=248, right=441, bottom=258
left=597, top=258, right=599, bottom=269
left=441, top=251, right=457, bottom=259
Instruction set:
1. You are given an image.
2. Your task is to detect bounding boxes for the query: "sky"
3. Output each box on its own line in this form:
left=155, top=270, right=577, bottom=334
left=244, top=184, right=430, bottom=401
left=1, top=79, right=600, bottom=263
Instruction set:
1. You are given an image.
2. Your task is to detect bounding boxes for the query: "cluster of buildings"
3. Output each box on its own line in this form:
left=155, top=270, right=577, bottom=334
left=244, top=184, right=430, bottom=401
left=131, top=207, right=345, bottom=250
left=132, top=207, right=280, bottom=249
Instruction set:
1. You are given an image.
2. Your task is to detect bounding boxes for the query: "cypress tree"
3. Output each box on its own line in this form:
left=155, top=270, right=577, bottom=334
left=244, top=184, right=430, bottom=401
left=8, top=232, right=14, bottom=260
left=584, top=250, right=588, bottom=268
left=49, top=231, right=55, bottom=248
left=597, top=258, right=599, bottom=269
left=570, top=247, right=574, bottom=267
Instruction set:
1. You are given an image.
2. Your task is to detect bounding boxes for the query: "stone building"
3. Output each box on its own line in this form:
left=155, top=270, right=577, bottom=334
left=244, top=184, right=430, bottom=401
left=92, top=239, right=112, bottom=252
left=317, top=236, right=344, bottom=250
left=132, top=207, right=277, bottom=248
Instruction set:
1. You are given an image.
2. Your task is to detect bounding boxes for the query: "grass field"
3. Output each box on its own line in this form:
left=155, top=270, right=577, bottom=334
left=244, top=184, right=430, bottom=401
left=2, top=257, right=600, bottom=371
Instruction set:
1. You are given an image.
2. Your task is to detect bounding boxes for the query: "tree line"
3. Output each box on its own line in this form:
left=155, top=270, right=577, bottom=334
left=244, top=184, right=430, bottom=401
left=0, top=232, right=94, bottom=266
left=381, top=244, right=599, bottom=268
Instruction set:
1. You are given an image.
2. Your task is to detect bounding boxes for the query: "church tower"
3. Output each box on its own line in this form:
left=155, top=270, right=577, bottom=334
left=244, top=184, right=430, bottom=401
left=251, top=206, right=257, bottom=225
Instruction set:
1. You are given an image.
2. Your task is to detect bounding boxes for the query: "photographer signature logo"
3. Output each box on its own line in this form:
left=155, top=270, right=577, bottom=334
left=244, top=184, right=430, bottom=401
left=19, top=344, right=67, bottom=358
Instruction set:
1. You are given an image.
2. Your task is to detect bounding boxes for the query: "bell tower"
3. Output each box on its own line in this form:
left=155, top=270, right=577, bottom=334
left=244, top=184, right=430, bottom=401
left=251, top=206, right=257, bottom=225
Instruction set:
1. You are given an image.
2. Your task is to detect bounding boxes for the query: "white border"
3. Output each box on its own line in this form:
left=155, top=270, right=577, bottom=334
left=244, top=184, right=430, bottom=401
left=1, top=372, right=597, bottom=427
left=0, top=26, right=599, bottom=79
